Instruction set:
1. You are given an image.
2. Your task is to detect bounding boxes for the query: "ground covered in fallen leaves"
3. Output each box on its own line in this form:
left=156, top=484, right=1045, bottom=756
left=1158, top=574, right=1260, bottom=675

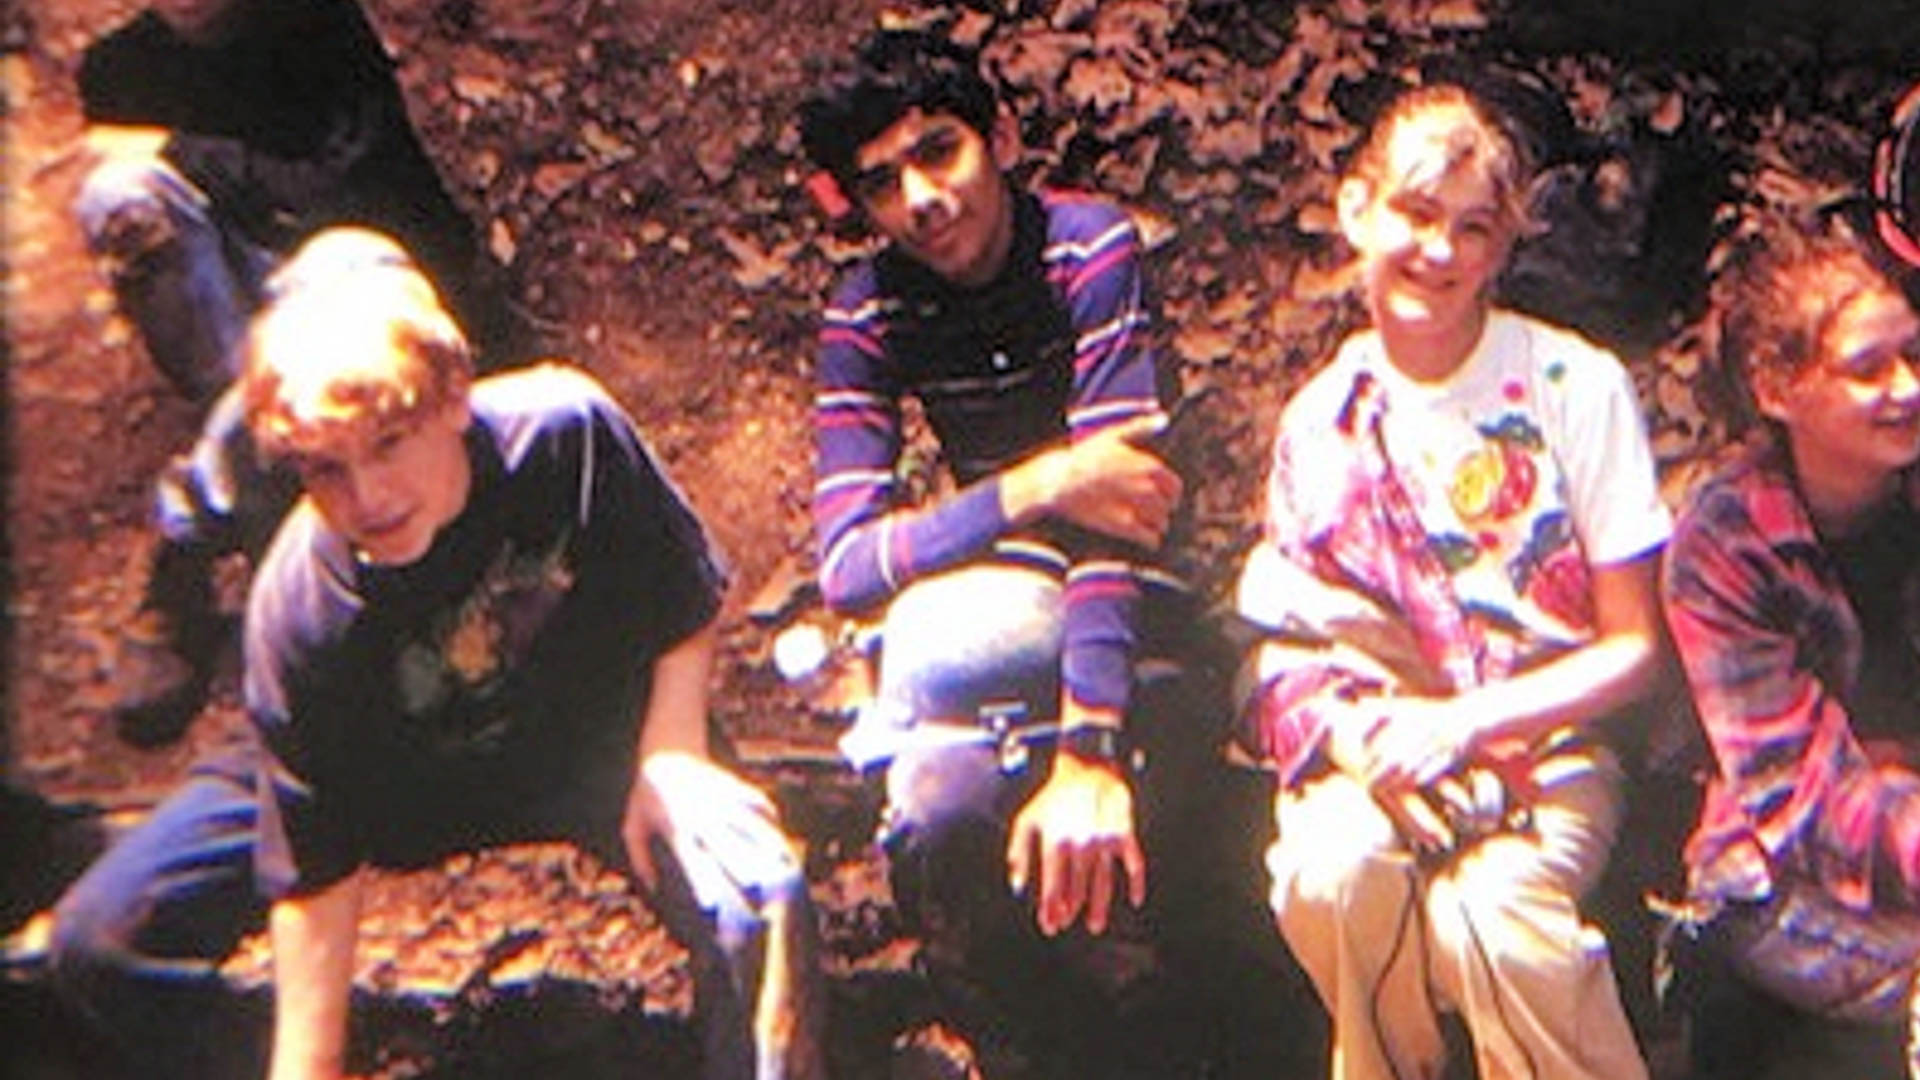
left=9, top=0, right=1920, bottom=1076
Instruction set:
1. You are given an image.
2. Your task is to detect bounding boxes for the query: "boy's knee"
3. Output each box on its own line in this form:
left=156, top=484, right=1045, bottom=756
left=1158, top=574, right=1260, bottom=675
left=876, top=566, right=1062, bottom=722
left=46, top=888, right=137, bottom=1003
left=75, top=156, right=183, bottom=259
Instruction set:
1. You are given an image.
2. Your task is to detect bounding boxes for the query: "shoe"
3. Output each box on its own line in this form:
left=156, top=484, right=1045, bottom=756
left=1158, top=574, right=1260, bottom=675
left=109, top=541, right=222, bottom=747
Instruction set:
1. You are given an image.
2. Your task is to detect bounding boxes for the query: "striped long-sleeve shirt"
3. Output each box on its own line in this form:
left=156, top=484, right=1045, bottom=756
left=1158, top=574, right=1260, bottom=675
left=813, top=189, right=1171, bottom=715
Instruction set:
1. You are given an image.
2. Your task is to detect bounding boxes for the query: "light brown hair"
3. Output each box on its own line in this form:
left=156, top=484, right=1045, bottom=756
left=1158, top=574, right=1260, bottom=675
left=241, top=228, right=472, bottom=459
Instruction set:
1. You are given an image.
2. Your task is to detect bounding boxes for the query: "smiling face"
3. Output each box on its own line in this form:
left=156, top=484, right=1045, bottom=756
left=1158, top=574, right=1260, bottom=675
left=850, top=107, right=1019, bottom=288
left=1340, top=98, right=1521, bottom=379
left=1759, top=281, right=1920, bottom=500
left=288, top=401, right=472, bottom=567
left=243, top=229, right=476, bottom=566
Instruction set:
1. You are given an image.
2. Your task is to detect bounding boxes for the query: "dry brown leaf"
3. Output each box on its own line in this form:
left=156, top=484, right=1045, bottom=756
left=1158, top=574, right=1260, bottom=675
left=951, top=8, right=996, bottom=48
left=1291, top=258, right=1356, bottom=303
left=1160, top=169, right=1208, bottom=204
left=1126, top=205, right=1180, bottom=252
left=532, top=160, right=591, bottom=199
left=489, top=218, right=517, bottom=265
left=1188, top=118, right=1264, bottom=166
left=1096, top=134, right=1161, bottom=196
left=1295, top=199, right=1341, bottom=236
left=451, top=73, right=510, bottom=106
left=989, top=32, right=1088, bottom=98
left=1298, top=122, right=1358, bottom=171
left=1424, top=0, right=1489, bottom=30
left=1051, top=0, right=1102, bottom=31
left=1173, top=324, right=1239, bottom=365
left=717, top=228, right=798, bottom=291
left=579, top=120, right=631, bottom=162
left=1209, top=289, right=1262, bottom=326
left=1093, top=1, right=1178, bottom=55
left=1064, top=55, right=1134, bottom=114
left=1101, top=80, right=1174, bottom=140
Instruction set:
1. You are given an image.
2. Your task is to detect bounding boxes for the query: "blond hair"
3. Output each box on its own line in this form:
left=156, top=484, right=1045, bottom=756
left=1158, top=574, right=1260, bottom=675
left=242, top=228, right=473, bottom=458
left=1346, top=83, right=1538, bottom=236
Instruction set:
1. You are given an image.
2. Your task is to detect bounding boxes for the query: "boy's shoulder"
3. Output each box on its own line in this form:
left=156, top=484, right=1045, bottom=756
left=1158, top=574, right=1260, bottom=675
left=824, top=257, right=889, bottom=317
left=1035, top=188, right=1138, bottom=255
left=473, top=361, right=613, bottom=416
left=471, top=362, right=630, bottom=464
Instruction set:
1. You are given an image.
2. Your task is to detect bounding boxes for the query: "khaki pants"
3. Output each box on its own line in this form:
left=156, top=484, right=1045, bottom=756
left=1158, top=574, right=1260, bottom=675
left=1268, top=746, right=1648, bottom=1080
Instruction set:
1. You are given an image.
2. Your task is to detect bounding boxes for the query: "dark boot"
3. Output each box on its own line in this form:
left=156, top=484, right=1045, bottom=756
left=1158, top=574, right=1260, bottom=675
left=110, top=540, right=225, bottom=747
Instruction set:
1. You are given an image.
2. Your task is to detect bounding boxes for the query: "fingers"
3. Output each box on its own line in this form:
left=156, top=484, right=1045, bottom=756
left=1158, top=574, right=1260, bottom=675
left=1122, top=835, right=1148, bottom=909
left=1380, top=789, right=1454, bottom=856
left=1031, top=840, right=1145, bottom=937
left=1038, top=830, right=1081, bottom=935
left=1006, top=813, right=1036, bottom=896
left=1084, top=849, right=1115, bottom=935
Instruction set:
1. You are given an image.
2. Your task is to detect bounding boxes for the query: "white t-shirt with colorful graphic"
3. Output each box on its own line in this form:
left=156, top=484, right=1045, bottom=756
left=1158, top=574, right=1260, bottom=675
left=1305, top=309, right=1671, bottom=658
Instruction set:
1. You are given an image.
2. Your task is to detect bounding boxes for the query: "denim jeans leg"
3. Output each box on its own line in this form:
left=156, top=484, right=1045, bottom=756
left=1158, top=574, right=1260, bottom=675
left=872, top=565, right=1209, bottom=1078
left=74, top=155, right=274, bottom=402
left=48, top=768, right=268, bottom=1078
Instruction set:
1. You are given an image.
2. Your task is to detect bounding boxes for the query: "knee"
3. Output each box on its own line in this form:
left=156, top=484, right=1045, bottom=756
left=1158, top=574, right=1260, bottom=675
left=1437, top=864, right=1602, bottom=981
left=74, top=156, right=184, bottom=256
left=1267, top=784, right=1403, bottom=924
left=46, top=884, right=139, bottom=1005
left=876, top=566, right=1062, bottom=723
left=1269, top=833, right=1405, bottom=930
left=884, top=744, right=1004, bottom=841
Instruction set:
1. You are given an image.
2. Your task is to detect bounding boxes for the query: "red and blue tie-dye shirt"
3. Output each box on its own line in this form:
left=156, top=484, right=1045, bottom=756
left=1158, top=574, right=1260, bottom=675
left=1665, top=443, right=1920, bottom=912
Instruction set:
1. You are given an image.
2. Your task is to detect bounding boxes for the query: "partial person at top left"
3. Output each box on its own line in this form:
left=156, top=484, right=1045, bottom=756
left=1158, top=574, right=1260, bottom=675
left=72, top=0, right=525, bottom=744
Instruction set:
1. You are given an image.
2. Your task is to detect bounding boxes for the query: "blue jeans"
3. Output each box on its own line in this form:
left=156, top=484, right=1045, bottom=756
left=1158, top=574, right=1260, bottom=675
left=49, top=755, right=811, bottom=1080
left=1708, top=880, right=1920, bottom=1075
left=48, top=764, right=269, bottom=1078
left=76, top=155, right=295, bottom=557
left=74, top=155, right=280, bottom=404
left=863, top=565, right=1322, bottom=1078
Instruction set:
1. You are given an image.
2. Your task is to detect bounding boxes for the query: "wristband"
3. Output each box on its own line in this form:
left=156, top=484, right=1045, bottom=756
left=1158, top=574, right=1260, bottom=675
left=1057, top=724, right=1128, bottom=767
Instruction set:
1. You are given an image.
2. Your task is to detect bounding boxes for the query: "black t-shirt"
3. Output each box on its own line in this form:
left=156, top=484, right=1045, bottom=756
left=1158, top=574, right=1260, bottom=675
left=78, top=0, right=494, bottom=343
left=1830, top=497, right=1920, bottom=745
left=245, top=366, right=726, bottom=895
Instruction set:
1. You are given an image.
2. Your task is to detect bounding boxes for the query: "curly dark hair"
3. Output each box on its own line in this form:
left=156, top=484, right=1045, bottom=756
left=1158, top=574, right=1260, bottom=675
left=1716, top=214, right=1900, bottom=430
left=797, top=28, right=999, bottom=192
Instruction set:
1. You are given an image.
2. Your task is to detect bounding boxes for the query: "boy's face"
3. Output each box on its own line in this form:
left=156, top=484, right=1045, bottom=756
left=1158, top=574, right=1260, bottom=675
left=850, top=107, right=1018, bottom=288
left=287, top=399, right=473, bottom=567
left=1761, top=282, right=1920, bottom=483
left=1340, top=110, right=1514, bottom=364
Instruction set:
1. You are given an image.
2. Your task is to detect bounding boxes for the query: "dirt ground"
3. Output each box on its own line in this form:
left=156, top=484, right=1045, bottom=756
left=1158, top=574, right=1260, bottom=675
left=9, top=0, right=1920, bottom=1076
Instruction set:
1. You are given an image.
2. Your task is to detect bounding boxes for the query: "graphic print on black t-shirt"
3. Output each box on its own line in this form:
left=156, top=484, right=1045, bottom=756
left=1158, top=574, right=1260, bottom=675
left=393, top=529, right=576, bottom=756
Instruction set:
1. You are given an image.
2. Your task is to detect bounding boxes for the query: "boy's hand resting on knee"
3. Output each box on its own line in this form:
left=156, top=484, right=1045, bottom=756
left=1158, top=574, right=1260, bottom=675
left=1005, top=718, right=1146, bottom=937
left=625, top=750, right=799, bottom=907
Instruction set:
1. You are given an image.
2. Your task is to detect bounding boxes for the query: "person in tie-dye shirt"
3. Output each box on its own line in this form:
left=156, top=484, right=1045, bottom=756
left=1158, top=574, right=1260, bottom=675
left=1665, top=216, right=1920, bottom=1076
